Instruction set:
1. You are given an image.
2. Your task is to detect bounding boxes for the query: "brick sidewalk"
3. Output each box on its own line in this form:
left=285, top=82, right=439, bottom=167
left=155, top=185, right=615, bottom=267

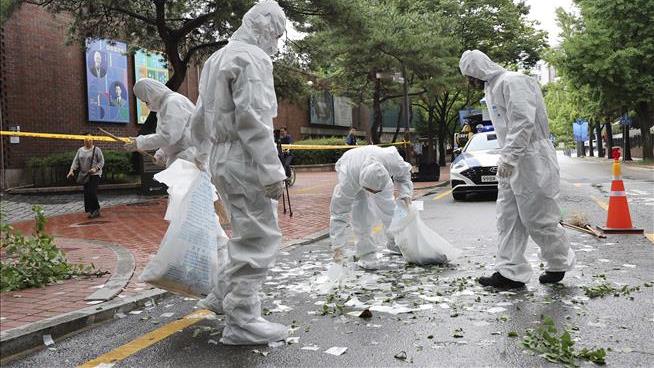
left=0, top=168, right=449, bottom=333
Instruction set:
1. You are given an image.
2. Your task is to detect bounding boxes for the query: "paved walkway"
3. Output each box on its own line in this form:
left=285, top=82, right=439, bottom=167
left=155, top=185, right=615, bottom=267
left=0, top=169, right=449, bottom=333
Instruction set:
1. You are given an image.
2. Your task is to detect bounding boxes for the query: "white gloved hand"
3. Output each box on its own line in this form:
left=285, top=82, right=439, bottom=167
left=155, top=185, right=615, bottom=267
left=123, top=138, right=138, bottom=152
left=194, top=157, right=207, bottom=172
left=497, top=160, right=514, bottom=178
left=153, top=151, right=166, bottom=167
left=264, top=181, right=285, bottom=200
left=400, top=197, right=412, bottom=208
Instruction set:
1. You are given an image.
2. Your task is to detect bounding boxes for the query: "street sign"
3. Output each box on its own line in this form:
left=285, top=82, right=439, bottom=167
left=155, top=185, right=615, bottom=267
left=573, top=119, right=589, bottom=142
left=619, top=114, right=632, bottom=127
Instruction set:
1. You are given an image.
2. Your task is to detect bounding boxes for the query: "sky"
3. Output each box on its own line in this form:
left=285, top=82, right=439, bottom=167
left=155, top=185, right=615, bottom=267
left=524, top=0, right=575, bottom=46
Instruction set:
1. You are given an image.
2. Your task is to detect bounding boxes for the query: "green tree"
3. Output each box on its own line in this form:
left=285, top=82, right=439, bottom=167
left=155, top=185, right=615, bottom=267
left=412, top=0, right=548, bottom=166
left=1, top=0, right=21, bottom=24
left=553, top=0, right=654, bottom=159
left=297, top=0, right=451, bottom=144
left=27, top=0, right=350, bottom=133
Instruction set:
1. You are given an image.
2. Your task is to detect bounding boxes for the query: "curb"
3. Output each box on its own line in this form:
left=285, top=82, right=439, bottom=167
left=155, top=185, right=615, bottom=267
left=416, top=180, right=449, bottom=198
left=282, top=230, right=330, bottom=250
left=0, top=289, right=169, bottom=362
left=5, top=183, right=140, bottom=195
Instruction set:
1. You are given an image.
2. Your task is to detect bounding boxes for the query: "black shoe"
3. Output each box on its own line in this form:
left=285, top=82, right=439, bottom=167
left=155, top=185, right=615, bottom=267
left=90, top=209, right=101, bottom=219
left=539, top=271, right=565, bottom=284
left=478, top=272, right=525, bottom=289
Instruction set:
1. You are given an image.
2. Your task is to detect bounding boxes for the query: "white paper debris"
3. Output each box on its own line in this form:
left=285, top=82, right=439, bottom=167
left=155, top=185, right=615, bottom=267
left=286, top=337, right=300, bottom=344
left=268, top=340, right=285, bottom=348
left=324, top=346, right=348, bottom=356
left=86, top=300, right=103, bottom=305
left=208, top=339, right=218, bottom=345
left=486, top=307, right=507, bottom=314
left=129, top=310, right=143, bottom=315
left=114, top=312, right=127, bottom=319
left=622, top=264, right=637, bottom=268
left=411, top=201, right=424, bottom=211
left=160, top=312, right=175, bottom=318
left=43, top=334, right=55, bottom=346
left=301, top=345, right=320, bottom=351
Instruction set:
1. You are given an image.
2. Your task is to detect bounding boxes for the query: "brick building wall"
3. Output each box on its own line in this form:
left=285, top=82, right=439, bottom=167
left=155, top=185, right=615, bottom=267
left=0, top=4, right=356, bottom=187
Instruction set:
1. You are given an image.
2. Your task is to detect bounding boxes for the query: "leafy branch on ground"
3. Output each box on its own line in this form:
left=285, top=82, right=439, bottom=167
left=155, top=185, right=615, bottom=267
left=0, top=206, right=106, bottom=292
left=521, top=316, right=606, bottom=367
left=582, top=282, right=641, bottom=299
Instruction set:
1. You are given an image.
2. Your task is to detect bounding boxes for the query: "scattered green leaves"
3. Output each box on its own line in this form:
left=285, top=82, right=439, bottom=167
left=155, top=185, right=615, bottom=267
left=522, top=316, right=607, bottom=367
left=1, top=206, right=102, bottom=292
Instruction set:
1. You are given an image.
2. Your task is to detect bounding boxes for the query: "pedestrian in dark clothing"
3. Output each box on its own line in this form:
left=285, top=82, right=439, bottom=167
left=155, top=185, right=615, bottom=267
left=346, top=128, right=358, bottom=145
left=67, top=133, right=104, bottom=218
left=278, top=127, right=293, bottom=144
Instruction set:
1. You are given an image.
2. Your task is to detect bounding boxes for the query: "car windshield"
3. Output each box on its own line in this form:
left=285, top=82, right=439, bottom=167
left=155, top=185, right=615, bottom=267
left=465, top=133, right=499, bottom=152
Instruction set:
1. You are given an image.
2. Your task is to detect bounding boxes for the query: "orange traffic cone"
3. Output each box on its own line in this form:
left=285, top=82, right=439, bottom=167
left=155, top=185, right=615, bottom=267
left=597, top=157, right=643, bottom=234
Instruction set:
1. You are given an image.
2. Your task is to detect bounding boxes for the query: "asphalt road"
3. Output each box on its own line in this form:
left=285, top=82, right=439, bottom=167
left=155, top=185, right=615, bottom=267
left=6, top=154, right=654, bottom=368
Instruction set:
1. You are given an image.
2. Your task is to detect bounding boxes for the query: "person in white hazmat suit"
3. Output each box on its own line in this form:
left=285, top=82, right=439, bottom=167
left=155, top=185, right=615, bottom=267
left=188, top=1, right=288, bottom=345
left=330, top=145, right=413, bottom=269
left=124, top=78, right=194, bottom=167
left=459, top=50, right=575, bottom=289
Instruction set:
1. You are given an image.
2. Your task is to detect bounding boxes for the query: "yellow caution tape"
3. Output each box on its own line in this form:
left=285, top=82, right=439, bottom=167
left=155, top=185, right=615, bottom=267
left=1, top=130, right=409, bottom=150
left=0, top=130, right=127, bottom=143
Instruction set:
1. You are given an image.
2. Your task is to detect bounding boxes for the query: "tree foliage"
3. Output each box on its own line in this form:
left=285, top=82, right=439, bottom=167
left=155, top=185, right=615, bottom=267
left=552, top=0, right=654, bottom=159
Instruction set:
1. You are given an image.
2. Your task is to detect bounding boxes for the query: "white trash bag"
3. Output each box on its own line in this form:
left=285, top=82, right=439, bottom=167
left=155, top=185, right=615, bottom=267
left=140, top=159, right=228, bottom=298
left=388, top=203, right=460, bottom=265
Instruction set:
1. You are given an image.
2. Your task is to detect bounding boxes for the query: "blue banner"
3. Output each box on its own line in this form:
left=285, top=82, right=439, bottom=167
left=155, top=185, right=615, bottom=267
left=85, top=39, right=130, bottom=123
left=619, top=114, right=632, bottom=127
left=573, top=119, right=589, bottom=142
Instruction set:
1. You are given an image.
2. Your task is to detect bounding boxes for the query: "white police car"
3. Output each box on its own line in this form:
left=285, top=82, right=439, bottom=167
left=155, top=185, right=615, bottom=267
left=450, top=131, right=500, bottom=200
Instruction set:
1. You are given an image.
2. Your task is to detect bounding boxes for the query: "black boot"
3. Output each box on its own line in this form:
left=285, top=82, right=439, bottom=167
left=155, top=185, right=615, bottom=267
left=478, top=272, right=525, bottom=289
left=539, top=271, right=565, bottom=284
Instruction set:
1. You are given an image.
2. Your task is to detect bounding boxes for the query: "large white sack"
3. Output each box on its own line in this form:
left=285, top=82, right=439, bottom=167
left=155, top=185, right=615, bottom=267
left=141, top=160, right=228, bottom=298
left=388, top=204, right=461, bottom=265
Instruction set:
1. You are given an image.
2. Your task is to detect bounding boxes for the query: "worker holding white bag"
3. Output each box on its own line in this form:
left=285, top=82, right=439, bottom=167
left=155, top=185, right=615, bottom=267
left=330, top=145, right=413, bottom=270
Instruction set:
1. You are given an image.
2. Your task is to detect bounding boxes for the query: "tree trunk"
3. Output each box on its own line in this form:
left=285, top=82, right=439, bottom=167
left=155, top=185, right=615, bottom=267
left=595, top=123, right=604, bottom=157
left=636, top=101, right=654, bottom=160
left=437, top=116, right=446, bottom=166
left=392, top=103, right=402, bottom=143
left=606, top=121, right=614, bottom=159
left=371, top=76, right=382, bottom=144
left=588, top=123, right=594, bottom=157
left=622, top=124, right=632, bottom=161
left=426, top=107, right=435, bottom=164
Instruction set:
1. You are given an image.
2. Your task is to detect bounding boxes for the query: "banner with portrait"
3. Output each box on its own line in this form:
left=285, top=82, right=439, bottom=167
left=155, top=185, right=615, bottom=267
left=85, top=39, right=130, bottom=123
left=134, top=50, right=169, bottom=124
left=309, top=91, right=334, bottom=125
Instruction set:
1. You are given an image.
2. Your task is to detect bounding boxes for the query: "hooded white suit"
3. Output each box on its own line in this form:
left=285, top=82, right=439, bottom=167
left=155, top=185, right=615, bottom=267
left=188, top=1, right=288, bottom=345
left=459, top=50, right=575, bottom=283
left=133, top=78, right=194, bottom=167
left=330, top=146, right=413, bottom=264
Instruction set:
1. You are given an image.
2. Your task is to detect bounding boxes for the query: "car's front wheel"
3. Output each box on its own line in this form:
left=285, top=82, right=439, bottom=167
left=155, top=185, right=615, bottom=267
left=452, top=191, right=466, bottom=201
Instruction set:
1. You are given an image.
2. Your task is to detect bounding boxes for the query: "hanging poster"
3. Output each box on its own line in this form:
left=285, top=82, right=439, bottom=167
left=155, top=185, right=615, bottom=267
left=333, top=96, right=353, bottom=127
left=85, top=39, right=130, bottom=123
left=134, top=49, right=169, bottom=124
left=309, top=91, right=334, bottom=125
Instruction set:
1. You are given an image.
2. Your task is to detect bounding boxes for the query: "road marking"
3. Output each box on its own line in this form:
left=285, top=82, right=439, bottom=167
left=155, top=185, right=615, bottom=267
left=296, top=183, right=329, bottom=194
left=78, top=309, right=213, bottom=368
left=433, top=189, right=453, bottom=201
left=591, top=196, right=609, bottom=211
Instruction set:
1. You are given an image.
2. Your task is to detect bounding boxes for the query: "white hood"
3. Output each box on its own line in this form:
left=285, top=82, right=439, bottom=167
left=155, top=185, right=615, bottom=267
left=231, top=0, right=286, bottom=56
left=133, top=78, right=172, bottom=112
left=459, top=50, right=505, bottom=81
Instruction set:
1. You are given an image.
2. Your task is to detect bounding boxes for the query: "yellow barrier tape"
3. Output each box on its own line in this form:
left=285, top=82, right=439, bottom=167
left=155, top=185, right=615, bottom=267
left=0, top=130, right=127, bottom=143
left=281, top=141, right=408, bottom=150
left=2, top=130, right=409, bottom=150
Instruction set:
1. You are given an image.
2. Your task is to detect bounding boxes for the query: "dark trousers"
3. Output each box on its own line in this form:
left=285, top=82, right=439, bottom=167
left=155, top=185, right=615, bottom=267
left=84, top=175, right=100, bottom=213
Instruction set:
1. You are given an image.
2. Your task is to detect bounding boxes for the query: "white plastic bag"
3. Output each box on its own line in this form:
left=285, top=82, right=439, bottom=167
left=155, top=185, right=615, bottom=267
left=140, top=160, right=228, bottom=298
left=388, top=204, right=460, bottom=265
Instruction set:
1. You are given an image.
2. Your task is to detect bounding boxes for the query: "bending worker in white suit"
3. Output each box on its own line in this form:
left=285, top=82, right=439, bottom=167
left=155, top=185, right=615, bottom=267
left=189, top=1, right=288, bottom=345
left=459, top=49, right=575, bottom=289
left=125, top=78, right=194, bottom=167
left=330, top=145, right=413, bottom=269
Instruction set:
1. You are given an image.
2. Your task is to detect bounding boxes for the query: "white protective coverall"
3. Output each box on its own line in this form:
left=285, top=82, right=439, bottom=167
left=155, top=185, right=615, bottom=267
left=189, top=1, right=288, bottom=345
left=330, top=146, right=413, bottom=263
left=133, top=78, right=194, bottom=167
left=459, top=50, right=575, bottom=283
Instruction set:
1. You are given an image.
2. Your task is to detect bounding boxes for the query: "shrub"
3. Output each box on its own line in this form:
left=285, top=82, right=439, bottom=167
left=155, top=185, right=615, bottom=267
left=290, top=136, right=362, bottom=165
left=0, top=206, right=101, bottom=292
